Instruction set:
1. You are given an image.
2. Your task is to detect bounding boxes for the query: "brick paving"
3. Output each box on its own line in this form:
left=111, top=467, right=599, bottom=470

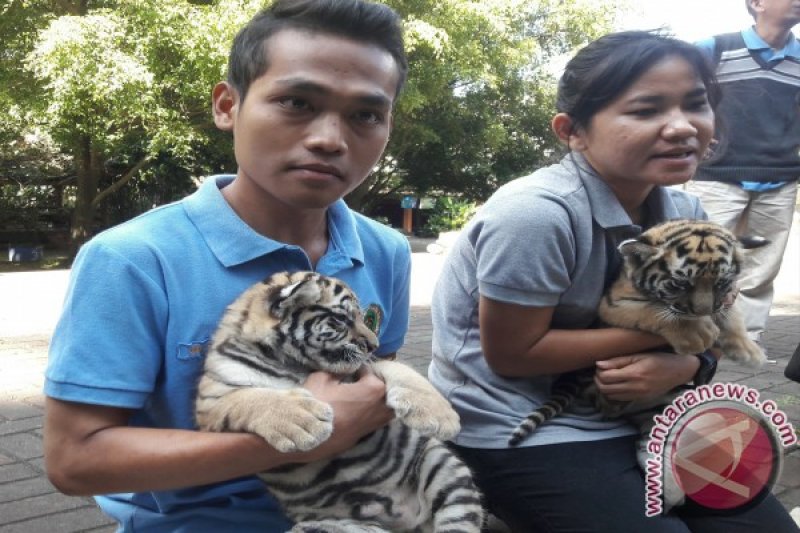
left=1, top=266, right=798, bottom=531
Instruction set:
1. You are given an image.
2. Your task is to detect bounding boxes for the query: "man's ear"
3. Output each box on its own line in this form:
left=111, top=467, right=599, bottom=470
left=212, top=81, right=238, bottom=132
left=551, top=113, right=586, bottom=151
left=748, top=0, right=765, bottom=16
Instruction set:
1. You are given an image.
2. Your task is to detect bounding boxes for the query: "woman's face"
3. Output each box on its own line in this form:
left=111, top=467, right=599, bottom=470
left=571, top=55, right=715, bottom=196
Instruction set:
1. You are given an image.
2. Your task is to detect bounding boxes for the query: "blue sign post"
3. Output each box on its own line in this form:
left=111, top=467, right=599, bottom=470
left=400, top=195, right=416, bottom=233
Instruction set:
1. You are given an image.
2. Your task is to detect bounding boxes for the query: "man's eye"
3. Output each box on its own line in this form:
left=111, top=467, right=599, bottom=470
left=278, top=97, right=311, bottom=111
left=354, top=111, right=383, bottom=124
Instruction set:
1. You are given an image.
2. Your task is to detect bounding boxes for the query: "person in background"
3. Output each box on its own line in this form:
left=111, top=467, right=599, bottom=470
left=428, top=30, right=797, bottom=532
left=688, top=0, right=800, bottom=350
left=43, top=1, right=411, bottom=531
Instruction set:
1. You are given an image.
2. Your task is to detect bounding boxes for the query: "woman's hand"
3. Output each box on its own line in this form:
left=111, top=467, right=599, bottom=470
left=593, top=352, right=700, bottom=402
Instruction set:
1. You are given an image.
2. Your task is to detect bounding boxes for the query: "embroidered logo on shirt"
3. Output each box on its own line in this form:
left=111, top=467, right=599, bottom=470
left=177, top=339, right=209, bottom=361
left=363, top=304, right=383, bottom=336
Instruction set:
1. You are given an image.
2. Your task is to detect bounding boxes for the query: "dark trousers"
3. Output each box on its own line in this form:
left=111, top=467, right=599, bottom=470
left=784, top=343, right=800, bottom=383
left=451, top=436, right=798, bottom=533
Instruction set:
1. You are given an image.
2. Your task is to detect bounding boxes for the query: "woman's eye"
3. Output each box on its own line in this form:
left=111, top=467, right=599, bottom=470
left=687, top=99, right=710, bottom=111
left=629, top=108, right=657, bottom=117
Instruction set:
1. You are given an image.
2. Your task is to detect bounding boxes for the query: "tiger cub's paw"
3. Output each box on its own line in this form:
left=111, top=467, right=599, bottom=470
left=386, top=385, right=460, bottom=440
left=291, top=520, right=390, bottom=533
left=662, top=316, right=719, bottom=355
left=719, top=336, right=767, bottom=368
left=251, top=389, right=334, bottom=453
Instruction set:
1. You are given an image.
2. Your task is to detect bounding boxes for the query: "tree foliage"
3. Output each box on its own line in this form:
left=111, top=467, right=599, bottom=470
left=0, top=0, right=623, bottom=248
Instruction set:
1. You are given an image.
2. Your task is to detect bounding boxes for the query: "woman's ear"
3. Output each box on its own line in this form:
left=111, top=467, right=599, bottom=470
left=551, top=113, right=586, bottom=151
left=551, top=113, right=572, bottom=144
left=212, top=81, right=239, bottom=132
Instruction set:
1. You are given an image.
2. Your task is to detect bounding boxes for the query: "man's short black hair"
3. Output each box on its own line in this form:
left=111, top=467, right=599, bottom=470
left=227, top=0, right=407, bottom=102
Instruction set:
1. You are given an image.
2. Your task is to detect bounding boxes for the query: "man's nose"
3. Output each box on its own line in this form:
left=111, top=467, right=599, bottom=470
left=305, top=114, right=347, bottom=154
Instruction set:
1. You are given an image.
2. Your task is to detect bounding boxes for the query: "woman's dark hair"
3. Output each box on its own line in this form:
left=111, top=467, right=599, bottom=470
left=556, top=31, right=721, bottom=134
left=227, top=0, right=407, bottom=102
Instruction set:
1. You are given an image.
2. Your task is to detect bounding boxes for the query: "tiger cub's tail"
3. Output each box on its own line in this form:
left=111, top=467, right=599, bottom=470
left=508, top=375, right=583, bottom=446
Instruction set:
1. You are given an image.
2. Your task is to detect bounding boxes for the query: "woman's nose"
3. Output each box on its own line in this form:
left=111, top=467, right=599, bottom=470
left=663, top=110, right=698, bottom=139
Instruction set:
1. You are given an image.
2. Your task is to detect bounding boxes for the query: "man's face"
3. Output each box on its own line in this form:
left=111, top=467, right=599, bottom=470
left=756, top=0, right=800, bottom=26
left=215, top=28, right=399, bottom=211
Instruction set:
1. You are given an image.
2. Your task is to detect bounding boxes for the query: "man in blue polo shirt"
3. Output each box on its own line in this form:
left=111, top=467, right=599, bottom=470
left=688, top=0, right=800, bottom=349
left=43, top=1, right=411, bottom=531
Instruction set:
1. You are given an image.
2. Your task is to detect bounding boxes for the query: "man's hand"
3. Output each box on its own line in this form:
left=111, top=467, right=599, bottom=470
left=594, top=352, right=699, bottom=402
left=298, top=368, right=393, bottom=460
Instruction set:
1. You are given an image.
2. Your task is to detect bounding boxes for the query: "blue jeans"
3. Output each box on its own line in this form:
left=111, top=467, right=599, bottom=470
left=451, top=436, right=797, bottom=532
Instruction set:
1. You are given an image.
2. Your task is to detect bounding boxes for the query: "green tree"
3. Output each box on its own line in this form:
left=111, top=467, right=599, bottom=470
left=349, top=0, right=622, bottom=212
left=1, top=0, right=623, bottom=249
left=21, top=0, right=240, bottom=250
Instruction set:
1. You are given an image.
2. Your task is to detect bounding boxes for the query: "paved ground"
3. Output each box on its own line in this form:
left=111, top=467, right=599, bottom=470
left=1, top=225, right=799, bottom=531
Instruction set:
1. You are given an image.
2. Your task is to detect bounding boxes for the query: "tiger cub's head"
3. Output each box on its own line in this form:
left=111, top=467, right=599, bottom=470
left=229, top=271, right=378, bottom=375
left=618, top=219, right=766, bottom=317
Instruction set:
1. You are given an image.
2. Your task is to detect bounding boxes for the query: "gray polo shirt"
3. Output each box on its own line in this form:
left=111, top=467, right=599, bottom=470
left=428, top=153, right=705, bottom=448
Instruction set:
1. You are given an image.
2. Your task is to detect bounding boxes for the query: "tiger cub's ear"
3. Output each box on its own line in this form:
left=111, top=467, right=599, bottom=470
left=274, top=278, right=322, bottom=314
left=618, top=238, right=659, bottom=268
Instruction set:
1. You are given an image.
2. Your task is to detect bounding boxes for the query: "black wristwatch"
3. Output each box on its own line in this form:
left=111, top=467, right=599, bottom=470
left=693, top=350, right=718, bottom=387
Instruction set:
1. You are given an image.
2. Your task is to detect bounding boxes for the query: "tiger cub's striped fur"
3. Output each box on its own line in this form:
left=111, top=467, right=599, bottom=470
left=195, top=271, right=484, bottom=533
left=509, top=219, right=767, bottom=446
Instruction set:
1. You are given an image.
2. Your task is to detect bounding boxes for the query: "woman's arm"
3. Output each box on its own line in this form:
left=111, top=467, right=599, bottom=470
left=44, top=371, right=393, bottom=496
left=479, top=295, right=667, bottom=377
left=479, top=295, right=699, bottom=400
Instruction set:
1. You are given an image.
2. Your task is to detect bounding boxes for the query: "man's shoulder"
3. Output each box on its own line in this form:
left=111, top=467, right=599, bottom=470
left=697, top=31, right=747, bottom=62
left=81, top=200, right=191, bottom=260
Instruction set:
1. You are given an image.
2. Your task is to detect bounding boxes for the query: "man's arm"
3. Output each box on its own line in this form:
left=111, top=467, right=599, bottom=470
left=45, top=371, right=393, bottom=496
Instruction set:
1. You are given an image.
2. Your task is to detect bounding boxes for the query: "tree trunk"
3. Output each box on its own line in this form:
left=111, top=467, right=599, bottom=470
left=69, top=136, right=102, bottom=256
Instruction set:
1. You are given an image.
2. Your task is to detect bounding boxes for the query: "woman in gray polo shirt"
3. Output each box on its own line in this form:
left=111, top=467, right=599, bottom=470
left=428, top=31, right=796, bottom=532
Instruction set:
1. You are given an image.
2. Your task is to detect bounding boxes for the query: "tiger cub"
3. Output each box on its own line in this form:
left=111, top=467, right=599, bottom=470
left=195, top=271, right=484, bottom=533
left=509, top=219, right=767, bottom=446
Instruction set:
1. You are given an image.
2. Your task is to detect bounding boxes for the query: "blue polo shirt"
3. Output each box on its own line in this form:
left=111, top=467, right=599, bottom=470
left=45, top=175, right=411, bottom=532
left=429, top=153, right=706, bottom=449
